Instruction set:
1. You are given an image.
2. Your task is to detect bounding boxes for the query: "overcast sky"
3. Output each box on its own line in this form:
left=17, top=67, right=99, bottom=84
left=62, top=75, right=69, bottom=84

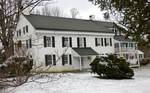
left=43, top=0, right=106, bottom=20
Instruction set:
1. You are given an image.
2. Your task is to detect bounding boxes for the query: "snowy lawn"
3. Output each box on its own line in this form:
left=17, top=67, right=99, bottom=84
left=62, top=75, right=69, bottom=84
left=2, top=65, right=150, bottom=93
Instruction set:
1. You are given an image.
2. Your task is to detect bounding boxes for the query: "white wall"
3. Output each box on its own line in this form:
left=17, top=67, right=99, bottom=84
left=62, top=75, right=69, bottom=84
left=14, top=14, right=38, bottom=65
left=33, top=30, right=115, bottom=68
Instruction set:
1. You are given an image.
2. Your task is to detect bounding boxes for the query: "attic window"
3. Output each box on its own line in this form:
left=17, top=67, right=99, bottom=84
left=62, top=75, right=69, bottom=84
left=19, top=29, right=21, bottom=36
left=26, top=25, right=28, bottom=33
left=17, top=31, right=19, bottom=37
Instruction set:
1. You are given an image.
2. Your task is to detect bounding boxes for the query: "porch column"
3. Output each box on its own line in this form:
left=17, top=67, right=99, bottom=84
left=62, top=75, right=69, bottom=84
left=136, top=51, right=140, bottom=67
left=79, top=57, right=82, bottom=71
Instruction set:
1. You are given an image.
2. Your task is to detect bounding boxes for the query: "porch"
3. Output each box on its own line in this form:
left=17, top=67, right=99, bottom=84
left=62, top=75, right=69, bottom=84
left=72, top=47, right=99, bottom=70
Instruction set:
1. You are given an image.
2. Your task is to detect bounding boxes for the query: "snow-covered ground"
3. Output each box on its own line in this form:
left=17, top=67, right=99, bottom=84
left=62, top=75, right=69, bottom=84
left=2, top=66, right=150, bottom=93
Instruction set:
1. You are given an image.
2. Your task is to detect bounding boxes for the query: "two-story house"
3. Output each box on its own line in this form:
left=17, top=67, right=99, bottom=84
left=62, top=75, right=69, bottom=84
left=14, top=14, right=115, bottom=71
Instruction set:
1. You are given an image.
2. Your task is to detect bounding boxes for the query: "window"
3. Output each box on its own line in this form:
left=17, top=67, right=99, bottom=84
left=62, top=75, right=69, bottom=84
left=26, top=39, right=32, bottom=49
left=62, top=37, right=72, bottom=47
left=44, top=36, right=55, bottom=47
left=17, top=31, right=19, bottom=37
left=95, top=38, right=101, bottom=46
left=104, top=38, right=110, bottom=46
left=46, top=37, right=51, bottom=47
left=139, top=54, right=143, bottom=59
left=26, top=25, right=28, bottom=33
left=129, top=43, right=134, bottom=48
left=96, top=38, right=112, bottom=47
left=77, top=37, right=86, bottom=48
left=62, top=54, right=72, bottom=65
left=115, top=43, right=119, bottom=48
left=45, top=55, right=56, bottom=66
left=121, top=43, right=128, bottom=48
left=130, top=54, right=134, bottom=59
left=19, top=29, right=21, bottom=36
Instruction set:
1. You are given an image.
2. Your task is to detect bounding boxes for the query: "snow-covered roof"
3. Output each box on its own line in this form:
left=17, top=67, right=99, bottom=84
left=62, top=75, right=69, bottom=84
left=138, top=50, right=144, bottom=54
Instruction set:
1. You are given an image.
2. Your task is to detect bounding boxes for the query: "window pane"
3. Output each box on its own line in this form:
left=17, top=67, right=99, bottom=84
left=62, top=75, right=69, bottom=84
left=64, top=37, right=69, bottom=47
left=46, top=37, right=51, bottom=47
left=63, top=55, right=68, bottom=64
left=79, top=38, right=84, bottom=47
left=47, top=55, right=52, bottom=65
left=97, top=38, right=101, bottom=46
left=26, top=25, right=28, bottom=33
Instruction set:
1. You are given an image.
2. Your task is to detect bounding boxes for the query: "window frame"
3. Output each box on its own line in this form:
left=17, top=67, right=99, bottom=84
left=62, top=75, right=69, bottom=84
left=46, top=37, right=52, bottom=47
left=63, top=37, right=70, bottom=47
left=78, top=37, right=86, bottom=48
left=62, top=54, right=72, bottom=65
left=26, top=25, right=28, bottom=33
left=45, top=54, right=56, bottom=66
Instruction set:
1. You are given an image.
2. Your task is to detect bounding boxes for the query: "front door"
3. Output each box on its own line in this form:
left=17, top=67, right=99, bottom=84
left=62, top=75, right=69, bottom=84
left=81, top=57, right=84, bottom=67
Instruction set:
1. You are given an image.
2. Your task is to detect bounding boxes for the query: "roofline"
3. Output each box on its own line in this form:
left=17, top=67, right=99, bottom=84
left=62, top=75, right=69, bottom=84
left=25, top=14, right=113, bottom=24
left=114, top=39, right=137, bottom=43
left=35, top=28, right=114, bottom=33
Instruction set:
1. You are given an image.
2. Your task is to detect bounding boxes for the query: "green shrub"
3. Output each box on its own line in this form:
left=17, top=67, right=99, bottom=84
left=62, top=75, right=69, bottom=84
left=90, top=55, right=134, bottom=79
left=0, top=57, right=33, bottom=77
left=140, top=59, right=150, bottom=65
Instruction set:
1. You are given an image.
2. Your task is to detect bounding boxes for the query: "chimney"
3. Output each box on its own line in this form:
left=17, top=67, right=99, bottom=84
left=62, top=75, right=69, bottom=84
left=89, top=15, right=95, bottom=21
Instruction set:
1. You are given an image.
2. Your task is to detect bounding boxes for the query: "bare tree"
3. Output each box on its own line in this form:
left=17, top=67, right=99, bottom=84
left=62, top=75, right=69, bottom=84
left=0, top=0, right=51, bottom=60
left=42, top=6, right=52, bottom=16
left=0, top=0, right=55, bottom=89
left=70, top=8, right=79, bottom=18
left=51, top=7, right=63, bottom=17
left=0, top=40, right=68, bottom=88
left=32, top=6, right=64, bottom=17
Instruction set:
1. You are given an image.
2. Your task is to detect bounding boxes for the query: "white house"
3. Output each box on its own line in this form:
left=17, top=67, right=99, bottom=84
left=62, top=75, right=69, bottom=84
left=114, top=31, right=144, bottom=67
left=14, top=14, right=115, bottom=71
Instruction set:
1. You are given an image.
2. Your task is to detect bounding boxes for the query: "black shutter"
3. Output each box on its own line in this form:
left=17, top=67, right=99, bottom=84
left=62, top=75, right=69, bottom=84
left=52, top=36, right=55, bottom=47
left=115, top=29, right=117, bottom=35
left=23, top=27, right=25, bottom=34
left=69, top=37, right=72, bottom=47
left=26, top=40, right=28, bottom=49
left=95, top=38, right=98, bottom=46
left=29, top=39, right=32, bottom=48
left=84, top=37, right=86, bottom=47
left=53, top=55, right=56, bottom=65
left=45, top=55, right=48, bottom=66
left=17, top=31, right=18, bottom=37
left=62, top=55, right=65, bottom=65
left=104, top=38, right=107, bottom=46
left=101, top=38, right=103, bottom=46
left=62, top=37, right=65, bottom=47
left=19, top=29, right=21, bottom=36
left=69, top=54, right=72, bottom=65
left=77, top=37, right=79, bottom=48
left=110, top=38, right=112, bottom=46
left=26, top=25, right=28, bottom=33
left=44, top=36, right=47, bottom=47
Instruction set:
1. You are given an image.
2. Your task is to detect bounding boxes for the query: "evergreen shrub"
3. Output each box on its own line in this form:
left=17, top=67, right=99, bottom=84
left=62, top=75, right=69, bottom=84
left=90, top=55, right=134, bottom=79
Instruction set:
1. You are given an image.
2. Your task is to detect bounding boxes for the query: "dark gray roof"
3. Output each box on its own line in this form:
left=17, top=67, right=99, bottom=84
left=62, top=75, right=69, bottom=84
left=114, top=35, right=134, bottom=42
left=24, top=14, right=113, bottom=33
left=72, top=47, right=99, bottom=56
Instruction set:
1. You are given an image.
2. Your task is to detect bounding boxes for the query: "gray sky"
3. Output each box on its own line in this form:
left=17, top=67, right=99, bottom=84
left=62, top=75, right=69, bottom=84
left=45, top=0, right=106, bottom=20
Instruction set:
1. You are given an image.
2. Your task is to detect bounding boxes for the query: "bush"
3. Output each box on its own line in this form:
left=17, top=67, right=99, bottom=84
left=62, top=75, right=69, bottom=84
left=140, top=59, right=150, bottom=65
left=0, top=57, right=33, bottom=77
left=90, top=55, right=134, bottom=79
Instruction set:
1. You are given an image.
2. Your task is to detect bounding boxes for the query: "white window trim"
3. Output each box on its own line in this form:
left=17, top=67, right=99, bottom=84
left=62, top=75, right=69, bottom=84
left=45, top=54, right=56, bottom=66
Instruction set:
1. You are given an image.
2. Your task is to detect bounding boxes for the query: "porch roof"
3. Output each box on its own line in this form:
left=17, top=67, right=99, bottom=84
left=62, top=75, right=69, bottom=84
left=72, top=47, right=99, bottom=56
